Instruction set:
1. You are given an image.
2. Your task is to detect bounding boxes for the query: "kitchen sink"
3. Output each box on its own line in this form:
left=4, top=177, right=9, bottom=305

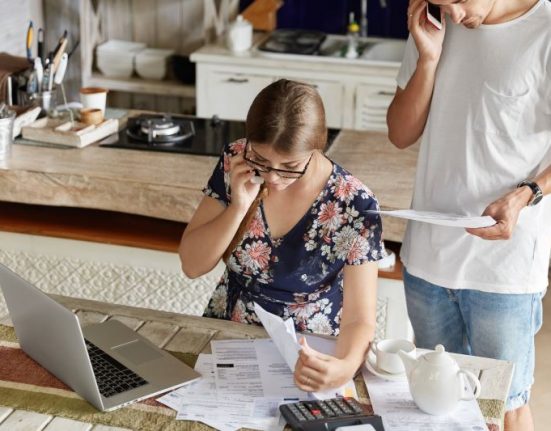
left=257, top=33, right=406, bottom=66
left=317, top=35, right=406, bottom=63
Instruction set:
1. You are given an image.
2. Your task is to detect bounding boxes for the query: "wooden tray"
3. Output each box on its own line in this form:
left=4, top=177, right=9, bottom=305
left=21, top=117, right=119, bottom=148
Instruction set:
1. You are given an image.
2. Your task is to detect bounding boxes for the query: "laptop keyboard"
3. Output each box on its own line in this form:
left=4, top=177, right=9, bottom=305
left=85, top=340, right=148, bottom=398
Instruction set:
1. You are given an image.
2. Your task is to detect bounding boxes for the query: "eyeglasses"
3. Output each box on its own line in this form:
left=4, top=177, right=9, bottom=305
left=243, top=142, right=313, bottom=179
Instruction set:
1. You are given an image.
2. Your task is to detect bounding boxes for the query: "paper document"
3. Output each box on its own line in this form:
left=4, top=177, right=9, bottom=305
left=368, top=209, right=496, bottom=228
left=362, top=368, right=488, bottom=431
left=254, top=302, right=357, bottom=400
left=158, top=353, right=285, bottom=431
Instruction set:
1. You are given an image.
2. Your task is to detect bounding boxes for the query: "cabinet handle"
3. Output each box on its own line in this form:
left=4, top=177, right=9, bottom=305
left=225, top=77, right=249, bottom=84
left=377, top=90, right=395, bottom=96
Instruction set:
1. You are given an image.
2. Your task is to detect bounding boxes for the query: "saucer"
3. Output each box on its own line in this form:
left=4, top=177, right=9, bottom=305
left=364, top=350, right=407, bottom=382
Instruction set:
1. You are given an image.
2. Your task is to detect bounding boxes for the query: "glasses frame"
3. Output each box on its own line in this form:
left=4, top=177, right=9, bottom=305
left=243, top=141, right=313, bottom=179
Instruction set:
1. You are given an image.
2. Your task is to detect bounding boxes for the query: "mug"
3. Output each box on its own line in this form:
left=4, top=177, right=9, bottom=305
left=80, top=87, right=108, bottom=115
left=370, top=339, right=416, bottom=374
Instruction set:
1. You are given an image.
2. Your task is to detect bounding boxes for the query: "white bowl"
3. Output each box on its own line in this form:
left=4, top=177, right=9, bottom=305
left=96, top=39, right=146, bottom=78
left=135, top=49, right=174, bottom=80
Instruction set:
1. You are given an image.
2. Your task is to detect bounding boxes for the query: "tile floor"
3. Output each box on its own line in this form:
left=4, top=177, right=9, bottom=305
left=532, top=284, right=550, bottom=430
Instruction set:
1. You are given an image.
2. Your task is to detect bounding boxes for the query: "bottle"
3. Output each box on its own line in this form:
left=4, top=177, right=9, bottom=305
left=345, top=12, right=360, bottom=59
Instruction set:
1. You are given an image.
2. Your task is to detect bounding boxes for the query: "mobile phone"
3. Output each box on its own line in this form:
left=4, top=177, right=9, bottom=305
left=426, top=2, right=443, bottom=30
left=250, top=169, right=264, bottom=185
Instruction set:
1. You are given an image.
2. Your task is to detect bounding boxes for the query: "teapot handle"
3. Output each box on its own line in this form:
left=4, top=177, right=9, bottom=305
left=458, top=369, right=481, bottom=400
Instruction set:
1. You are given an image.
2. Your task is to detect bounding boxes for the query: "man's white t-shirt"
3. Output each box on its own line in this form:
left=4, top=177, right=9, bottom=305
left=397, top=0, right=551, bottom=294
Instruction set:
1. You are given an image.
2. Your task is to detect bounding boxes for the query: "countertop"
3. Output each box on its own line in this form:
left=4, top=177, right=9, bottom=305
left=190, top=35, right=402, bottom=77
left=0, top=129, right=418, bottom=242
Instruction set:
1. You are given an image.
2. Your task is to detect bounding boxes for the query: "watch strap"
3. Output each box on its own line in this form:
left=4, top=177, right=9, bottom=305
left=517, top=180, right=543, bottom=206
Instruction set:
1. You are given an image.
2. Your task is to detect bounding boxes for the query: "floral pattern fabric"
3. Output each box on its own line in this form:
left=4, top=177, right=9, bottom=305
left=202, top=139, right=384, bottom=336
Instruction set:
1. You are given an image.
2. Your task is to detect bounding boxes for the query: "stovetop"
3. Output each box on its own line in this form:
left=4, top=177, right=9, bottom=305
left=99, top=114, right=340, bottom=156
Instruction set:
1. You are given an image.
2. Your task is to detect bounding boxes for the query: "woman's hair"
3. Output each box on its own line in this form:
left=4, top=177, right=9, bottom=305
left=246, top=79, right=327, bottom=153
left=222, top=79, right=327, bottom=262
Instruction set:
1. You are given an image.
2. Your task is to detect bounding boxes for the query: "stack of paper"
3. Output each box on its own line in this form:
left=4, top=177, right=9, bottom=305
left=158, top=304, right=357, bottom=431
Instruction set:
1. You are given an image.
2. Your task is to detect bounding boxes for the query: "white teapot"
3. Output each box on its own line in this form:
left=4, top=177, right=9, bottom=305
left=398, top=344, right=481, bottom=415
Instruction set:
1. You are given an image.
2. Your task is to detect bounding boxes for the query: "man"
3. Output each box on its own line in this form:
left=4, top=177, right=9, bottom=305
left=387, top=0, right=551, bottom=430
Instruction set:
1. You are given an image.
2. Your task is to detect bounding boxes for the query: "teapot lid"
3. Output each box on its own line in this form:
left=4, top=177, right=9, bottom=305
left=231, top=14, right=252, bottom=29
left=422, top=344, right=457, bottom=367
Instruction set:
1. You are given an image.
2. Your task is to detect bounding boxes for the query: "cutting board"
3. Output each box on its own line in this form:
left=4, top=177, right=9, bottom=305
left=22, top=117, right=119, bottom=148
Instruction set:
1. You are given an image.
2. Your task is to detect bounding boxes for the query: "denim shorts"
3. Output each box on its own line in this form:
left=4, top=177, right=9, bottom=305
left=403, top=268, right=544, bottom=411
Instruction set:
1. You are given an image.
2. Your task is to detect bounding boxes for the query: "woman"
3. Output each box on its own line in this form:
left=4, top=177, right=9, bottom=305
left=179, top=79, right=384, bottom=392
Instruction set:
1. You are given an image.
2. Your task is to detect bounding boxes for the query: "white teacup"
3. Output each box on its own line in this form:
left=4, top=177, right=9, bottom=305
left=369, top=339, right=416, bottom=374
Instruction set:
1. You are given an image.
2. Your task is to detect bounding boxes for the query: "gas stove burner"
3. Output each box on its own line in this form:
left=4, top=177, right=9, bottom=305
left=126, top=114, right=195, bottom=145
left=140, top=117, right=181, bottom=137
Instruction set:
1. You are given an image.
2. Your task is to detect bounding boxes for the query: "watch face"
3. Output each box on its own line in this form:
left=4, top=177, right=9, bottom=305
left=531, top=193, right=543, bottom=206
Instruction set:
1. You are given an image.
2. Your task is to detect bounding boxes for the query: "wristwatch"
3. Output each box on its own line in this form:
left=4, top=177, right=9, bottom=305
left=517, top=180, right=543, bottom=206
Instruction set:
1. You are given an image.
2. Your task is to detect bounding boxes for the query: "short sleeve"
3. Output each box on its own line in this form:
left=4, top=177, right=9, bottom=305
left=342, top=182, right=385, bottom=266
left=202, top=138, right=247, bottom=206
left=396, top=34, right=419, bottom=90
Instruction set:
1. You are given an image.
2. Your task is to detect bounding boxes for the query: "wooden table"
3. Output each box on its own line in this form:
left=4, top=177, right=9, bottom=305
left=0, top=128, right=418, bottom=242
left=0, top=295, right=513, bottom=431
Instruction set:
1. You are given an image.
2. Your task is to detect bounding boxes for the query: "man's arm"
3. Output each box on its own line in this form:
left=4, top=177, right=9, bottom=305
left=466, top=164, right=551, bottom=240
left=387, top=0, right=445, bottom=149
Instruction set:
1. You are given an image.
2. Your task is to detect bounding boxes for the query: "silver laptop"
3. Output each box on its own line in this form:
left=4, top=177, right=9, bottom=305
left=0, top=263, right=200, bottom=411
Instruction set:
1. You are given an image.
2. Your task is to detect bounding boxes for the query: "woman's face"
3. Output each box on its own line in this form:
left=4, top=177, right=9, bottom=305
left=244, top=142, right=314, bottom=191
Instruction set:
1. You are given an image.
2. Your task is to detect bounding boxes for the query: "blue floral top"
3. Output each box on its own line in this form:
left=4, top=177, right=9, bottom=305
left=202, top=139, right=385, bottom=336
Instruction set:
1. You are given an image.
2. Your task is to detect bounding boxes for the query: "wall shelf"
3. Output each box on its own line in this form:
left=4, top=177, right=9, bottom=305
left=84, top=73, right=195, bottom=98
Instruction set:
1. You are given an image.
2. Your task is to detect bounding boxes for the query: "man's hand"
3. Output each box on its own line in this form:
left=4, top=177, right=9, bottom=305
left=408, top=0, right=446, bottom=64
left=466, top=187, right=533, bottom=240
left=293, top=337, right=354, bottom=392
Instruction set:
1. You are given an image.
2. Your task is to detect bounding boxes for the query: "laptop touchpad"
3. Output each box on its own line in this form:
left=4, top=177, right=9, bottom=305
left=112, top=340, right=163, bottom=365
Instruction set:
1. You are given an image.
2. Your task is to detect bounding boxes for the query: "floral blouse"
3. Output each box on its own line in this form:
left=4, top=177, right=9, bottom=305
left=202, top=139, right=384, bottom=336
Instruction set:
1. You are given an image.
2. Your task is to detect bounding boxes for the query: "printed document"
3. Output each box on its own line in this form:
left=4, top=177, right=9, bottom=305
left=362, top=368, right=488, bottom=431
left=254, top=302, right=357, bottom=400
left=367, top=209, right=496, bottom=228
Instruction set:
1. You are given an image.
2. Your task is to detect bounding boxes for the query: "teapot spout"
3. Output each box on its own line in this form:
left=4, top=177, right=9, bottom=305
left=398, top=349, right=418, bottom=377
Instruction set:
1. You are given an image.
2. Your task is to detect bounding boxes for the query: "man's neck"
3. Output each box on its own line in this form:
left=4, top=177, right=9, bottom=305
left=484, top=0, right=539, bottom=25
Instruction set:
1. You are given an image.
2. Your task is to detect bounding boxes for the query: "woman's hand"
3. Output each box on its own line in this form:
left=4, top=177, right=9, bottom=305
left=408, top=0, right=446, bottom=64
left=229, top=154, right=261, bottom=213
left=293, top=337, right=355, bottom=392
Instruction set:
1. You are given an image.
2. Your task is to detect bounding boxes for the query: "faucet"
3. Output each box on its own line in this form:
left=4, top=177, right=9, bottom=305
left=360, top=0, right=368, bottom=38
left=360, top=0, right=388, bottom=38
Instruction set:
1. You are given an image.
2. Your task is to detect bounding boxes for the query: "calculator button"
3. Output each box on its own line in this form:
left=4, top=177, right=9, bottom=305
left=335, top=399, right=353, bottom=414
left=344, top=397, right=363, bottom=413
left=326, top=399, right=343, bottom=415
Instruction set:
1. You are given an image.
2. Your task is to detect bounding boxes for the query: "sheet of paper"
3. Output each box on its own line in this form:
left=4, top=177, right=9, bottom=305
left=367, top=209, right=496, bottom=228
left=254, top=302, right=357, bottom=400
left=157, top=353, right=214, bottom=410
left=254, top=303, right=299, bottom=370
left=211, top=339, right=264, bottom=397
left=362, top=368, right=489, bottom=431
left=255, top=338, right=308, bottom=399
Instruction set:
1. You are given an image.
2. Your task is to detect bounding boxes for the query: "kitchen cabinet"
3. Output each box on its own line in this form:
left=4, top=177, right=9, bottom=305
left=192, top=41, right=400, bottom=131
left=355, top=82, right=396, bottom=131
left=200, top=71, right=273, bottom=121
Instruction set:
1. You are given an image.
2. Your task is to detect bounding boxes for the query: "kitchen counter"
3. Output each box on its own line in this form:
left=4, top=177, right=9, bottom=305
left=190, top=36, right=402, bottom=78
left=0, top=130, right=417, bottom=242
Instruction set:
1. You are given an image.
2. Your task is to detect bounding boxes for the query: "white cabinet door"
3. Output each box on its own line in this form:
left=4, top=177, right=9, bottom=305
left=355, top=83, right=396, bottom=131
left=307, top=80, right=344, bottom=129
left=202, top=72, right=273, bottom=121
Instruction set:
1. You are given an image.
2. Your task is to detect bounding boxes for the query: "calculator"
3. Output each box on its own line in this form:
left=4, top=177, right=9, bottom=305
left=279, top=397, right=385, bottom=431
